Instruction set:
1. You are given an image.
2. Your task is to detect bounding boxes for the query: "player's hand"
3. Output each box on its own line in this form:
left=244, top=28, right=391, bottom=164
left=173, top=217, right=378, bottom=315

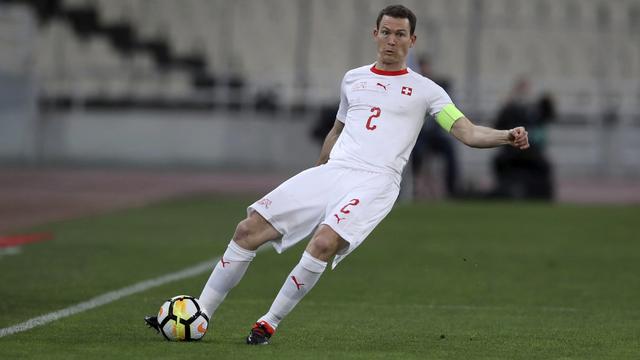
left=508, top=127, right=529, bottom=150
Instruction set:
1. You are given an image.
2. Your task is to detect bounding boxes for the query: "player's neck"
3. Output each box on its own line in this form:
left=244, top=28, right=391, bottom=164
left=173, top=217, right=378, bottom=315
left=373, top=60, right=407, bottom=72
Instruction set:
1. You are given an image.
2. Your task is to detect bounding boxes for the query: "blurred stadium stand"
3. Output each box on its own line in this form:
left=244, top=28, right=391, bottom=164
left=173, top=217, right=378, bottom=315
left=2, top=0, right=634, bottom=114
left=0, top=0, right=639, bottom=187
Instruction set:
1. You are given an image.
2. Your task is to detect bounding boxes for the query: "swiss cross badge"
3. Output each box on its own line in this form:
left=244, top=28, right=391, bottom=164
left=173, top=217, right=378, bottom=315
left=401, top=86, right=412, bottom=96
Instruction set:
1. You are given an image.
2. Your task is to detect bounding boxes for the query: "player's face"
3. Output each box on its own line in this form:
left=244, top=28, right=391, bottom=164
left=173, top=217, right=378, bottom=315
left=373, top=16, right=416, bottom=70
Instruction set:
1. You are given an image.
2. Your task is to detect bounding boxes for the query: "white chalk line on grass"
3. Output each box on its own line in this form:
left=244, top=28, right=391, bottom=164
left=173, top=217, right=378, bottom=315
left=0, top=246, right=22, bottom=259
left=0, top=257, right=219, bottom=338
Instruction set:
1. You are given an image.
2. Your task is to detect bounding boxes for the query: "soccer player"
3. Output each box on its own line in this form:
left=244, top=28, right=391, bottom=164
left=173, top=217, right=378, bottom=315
left=145, top=4, right=529, bottom=344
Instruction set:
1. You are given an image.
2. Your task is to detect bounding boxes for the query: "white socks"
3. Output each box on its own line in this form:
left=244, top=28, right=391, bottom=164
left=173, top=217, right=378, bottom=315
left=258, top=251, right=327, bottom=329
left=198, top=243, right=327, bottom=330
left=198, top=240, right=256, bottom=317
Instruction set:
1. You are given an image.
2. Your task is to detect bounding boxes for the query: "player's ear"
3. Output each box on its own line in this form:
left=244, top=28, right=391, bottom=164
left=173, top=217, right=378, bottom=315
left=410, top=34, right=417, bottom=48
left=373, top=28, right=379, bottom=38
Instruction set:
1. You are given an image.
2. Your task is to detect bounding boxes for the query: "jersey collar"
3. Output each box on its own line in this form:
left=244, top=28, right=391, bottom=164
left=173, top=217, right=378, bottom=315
left=370, top=65, right=409, bottom=76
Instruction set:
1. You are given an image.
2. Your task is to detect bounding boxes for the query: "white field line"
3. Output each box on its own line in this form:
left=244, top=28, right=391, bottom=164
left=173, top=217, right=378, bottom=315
left=0, top=246, right=22, bottom=259
left=0, top=257, right=218, bottom=338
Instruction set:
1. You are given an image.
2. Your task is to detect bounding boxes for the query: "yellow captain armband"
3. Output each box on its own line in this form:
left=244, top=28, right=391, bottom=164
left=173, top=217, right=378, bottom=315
left=435, top=104, right=465, bottom=132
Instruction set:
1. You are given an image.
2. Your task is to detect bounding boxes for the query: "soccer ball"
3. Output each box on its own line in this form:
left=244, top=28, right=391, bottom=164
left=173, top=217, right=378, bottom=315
left=157, top=295, right=209, bottom=341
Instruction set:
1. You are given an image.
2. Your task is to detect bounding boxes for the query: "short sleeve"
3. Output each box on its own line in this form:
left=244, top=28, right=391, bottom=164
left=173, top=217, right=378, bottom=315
left=427, top=84, right=453, bottom=116
left=336, top=75, right=348, bottom=123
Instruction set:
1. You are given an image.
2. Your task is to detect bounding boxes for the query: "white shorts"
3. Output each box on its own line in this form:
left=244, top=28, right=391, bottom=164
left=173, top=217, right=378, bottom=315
left=248, top=162, right=400, bottom=268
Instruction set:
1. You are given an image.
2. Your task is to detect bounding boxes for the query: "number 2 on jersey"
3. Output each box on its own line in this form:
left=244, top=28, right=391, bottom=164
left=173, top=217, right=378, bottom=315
left=366, top=107, right=381, bottom=131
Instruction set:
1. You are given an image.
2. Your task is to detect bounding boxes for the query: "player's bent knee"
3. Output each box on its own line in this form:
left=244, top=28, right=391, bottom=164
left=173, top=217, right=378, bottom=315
left=232, top=219, right=252, bottom=245
left=307, top=227, right=344, bottom=261
left=233, top=212, right=279, bottom=251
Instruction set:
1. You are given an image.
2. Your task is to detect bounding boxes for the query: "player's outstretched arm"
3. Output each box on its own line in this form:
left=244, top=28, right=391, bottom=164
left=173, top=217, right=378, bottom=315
left=450, top=117, right=529, bottom=150
left=316, top=119, right=345, bottom=165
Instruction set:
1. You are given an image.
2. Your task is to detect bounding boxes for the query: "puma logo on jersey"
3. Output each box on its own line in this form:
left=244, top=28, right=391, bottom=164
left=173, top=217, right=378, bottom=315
left=376, top=82, right=389, bottom=91
left=220, top=258, right=230, bottom=268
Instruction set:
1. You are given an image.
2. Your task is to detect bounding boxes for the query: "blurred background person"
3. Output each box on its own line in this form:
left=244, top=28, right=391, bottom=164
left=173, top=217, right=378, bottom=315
left=410, top=54, right=459, bottom=199
left=490, top=78, right=555, bottom=200
left=310, top=103, right=340, bottom=147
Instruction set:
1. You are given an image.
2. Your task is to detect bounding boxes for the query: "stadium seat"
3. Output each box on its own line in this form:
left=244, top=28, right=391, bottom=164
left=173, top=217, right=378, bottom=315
left=13, top=0, right=636, bottom=115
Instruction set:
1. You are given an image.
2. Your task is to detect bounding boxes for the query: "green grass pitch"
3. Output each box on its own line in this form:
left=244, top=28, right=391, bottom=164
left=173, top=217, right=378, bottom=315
left=0, top=196, right=638, bottom=359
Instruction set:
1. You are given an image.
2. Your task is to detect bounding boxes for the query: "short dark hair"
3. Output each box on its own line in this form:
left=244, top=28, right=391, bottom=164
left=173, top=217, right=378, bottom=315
left=376, top=5, right=417, bottom=35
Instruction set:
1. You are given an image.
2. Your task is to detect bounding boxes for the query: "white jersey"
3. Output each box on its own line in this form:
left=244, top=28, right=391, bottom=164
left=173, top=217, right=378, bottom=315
left=330, top=64, right=454, bottom=180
